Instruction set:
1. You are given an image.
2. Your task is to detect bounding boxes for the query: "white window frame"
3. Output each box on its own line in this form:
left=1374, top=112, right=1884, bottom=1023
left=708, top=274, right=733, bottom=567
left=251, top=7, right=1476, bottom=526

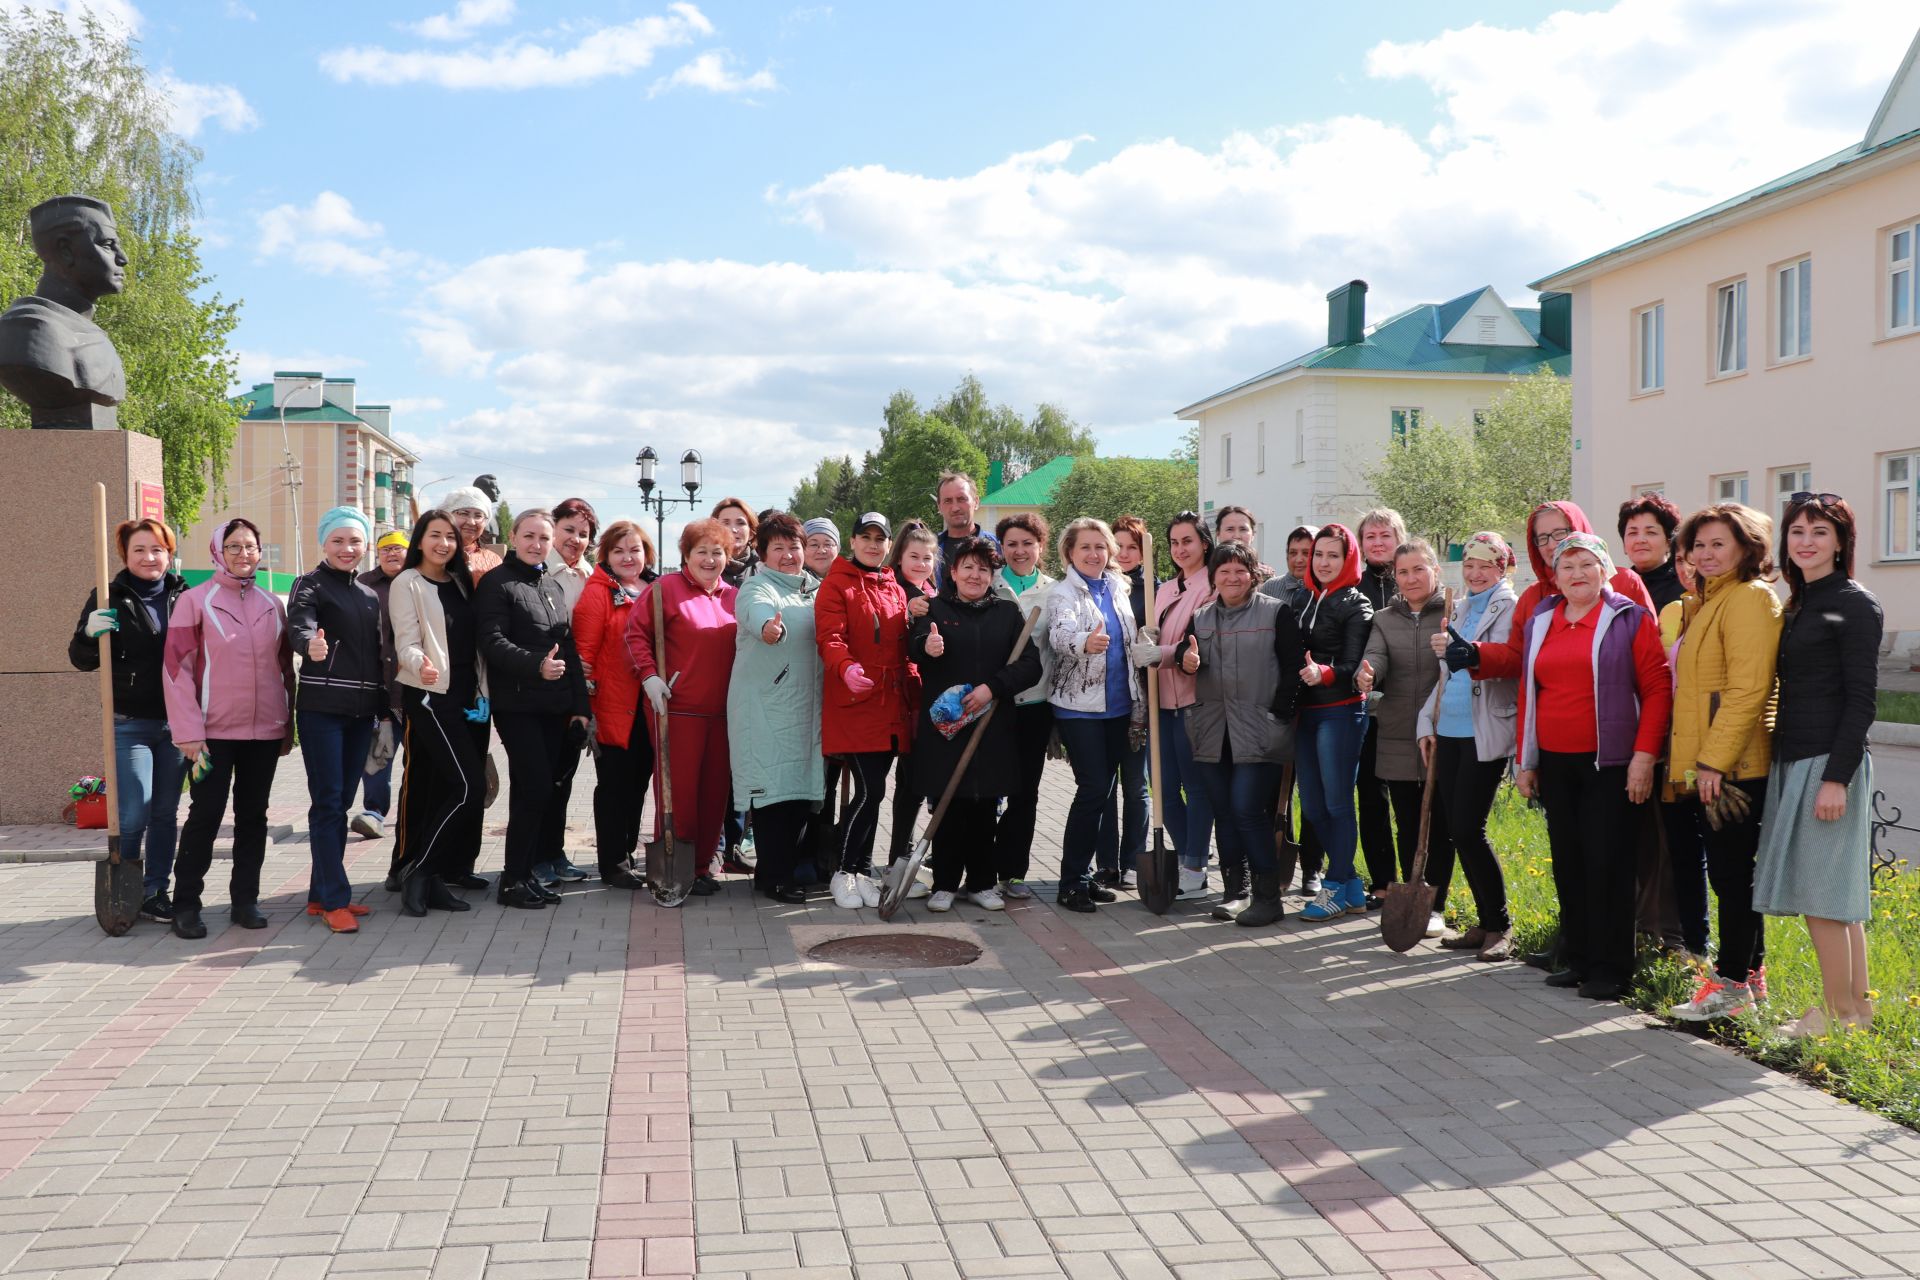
left=1884, top=451, right=1920, bottom=561
left=1256, top=420, right=1266, bottom=474
left=1220, top=433, right=1232, bottom=481
left=1713, top=278, right=1747, bottom=377
left=1293, top=409, right=1305, bottom=466
left=1632, top=482, right=1665, bottom=498
left=1771, top=466, right=1812, bottom=527
left=1889, top=219, right=1919, bottom=337
left=1711, top=472, right=1749, bottom=505
left=1774, top=256, right=1812, bottom=362
left=1634, top=302, right=1665, bottom=393
left=1389, top=406, right=1422, bottom=445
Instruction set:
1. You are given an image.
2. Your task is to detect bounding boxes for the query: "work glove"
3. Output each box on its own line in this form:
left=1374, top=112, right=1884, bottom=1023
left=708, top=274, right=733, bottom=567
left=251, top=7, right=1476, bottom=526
left=1702, top=782, right=1754, bottom=832
left=643, top=674, right=672, bottom=718
left=1127, top=631, right=1162, bottom=667
left=84, top=608, right=119, bottom=637
left=842, top=663, right=874, bottom=696
left=365, top=720, right=396, bottom=774
left=463, top=695, right=490, bottom=724
left=1442, top=624, right=1478, bottom=673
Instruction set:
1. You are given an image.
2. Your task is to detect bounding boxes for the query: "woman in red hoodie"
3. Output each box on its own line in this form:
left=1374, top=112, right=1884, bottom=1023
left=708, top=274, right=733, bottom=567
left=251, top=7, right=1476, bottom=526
left=814, top=512, right=916, bottom=909
left=626, top=518, right=738, bottom=896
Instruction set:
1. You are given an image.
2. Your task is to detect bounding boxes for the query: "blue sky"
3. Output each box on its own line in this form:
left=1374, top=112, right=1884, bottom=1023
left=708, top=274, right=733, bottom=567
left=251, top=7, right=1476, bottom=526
left=67, top=0, right=1912, bottom=522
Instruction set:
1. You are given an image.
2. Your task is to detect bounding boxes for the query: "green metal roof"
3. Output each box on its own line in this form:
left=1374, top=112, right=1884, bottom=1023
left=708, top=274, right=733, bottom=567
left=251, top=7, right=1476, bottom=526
left=233, top=382, right=369, bottom=425
left=981, top=455, right=1079, bottom=507
left=1533, top=125, right=1920, bottom=289
left=1181, top=287, right=1570, bottom=413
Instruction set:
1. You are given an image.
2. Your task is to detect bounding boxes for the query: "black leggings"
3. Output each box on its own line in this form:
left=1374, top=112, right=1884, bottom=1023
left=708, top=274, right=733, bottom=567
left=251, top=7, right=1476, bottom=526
left=933, top=796, right=999, bottom=894
left=834, top=751, right=894, bottom=876
left=750, top=798, right=811, bottom=889
left=1701, top=779, right=1767, bottom=984
left=1357, top=721, right=1396, bottom=889
left=1431, top=737, right=1510, bottom=932
left=994, top=702, right=1053, bottom=883
left=888, top=753, right=922, bottom=864
left=398, top=687, right=487, bottom=884
left=174, top=738, right=280, bottom=913
left=1538, top=749, right=1637, bottom=984
left=495, top=712, right=568, bottom=882
left=592, top=713, right=654, bottom=876
left=1383, top=777, right=1442, bottom=892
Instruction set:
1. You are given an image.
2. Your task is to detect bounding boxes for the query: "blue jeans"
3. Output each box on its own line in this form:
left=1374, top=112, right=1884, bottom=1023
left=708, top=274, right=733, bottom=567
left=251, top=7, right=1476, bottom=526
left=298, top=710, right=374, bottom=910
left=1095, top=740, right=1148, bottom=874
left=115, top=715, right=186, bottom=897
left=1159, top=707, right=1215, bottom=871
left=1196, top=740, right=1282, bottom=876
left=1055, top=714, right=1129, bottom=895
left=352, top=748, right=393, bottom=819
left=1294, top=702, right=1368, bottom=884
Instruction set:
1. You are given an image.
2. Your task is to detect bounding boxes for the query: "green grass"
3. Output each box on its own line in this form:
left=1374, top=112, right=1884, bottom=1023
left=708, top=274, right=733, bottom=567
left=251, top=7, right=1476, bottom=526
left=1877, top=689, right=1920, bottom=725
left=1468, top=786, right=1920, bottom=1129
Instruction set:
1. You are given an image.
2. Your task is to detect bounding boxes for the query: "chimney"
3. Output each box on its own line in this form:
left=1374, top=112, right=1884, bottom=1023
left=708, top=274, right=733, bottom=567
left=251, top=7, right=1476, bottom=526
left=1539, top=291, right=1572, bottom=350
left=1326, top=280, right=1368, bottom=347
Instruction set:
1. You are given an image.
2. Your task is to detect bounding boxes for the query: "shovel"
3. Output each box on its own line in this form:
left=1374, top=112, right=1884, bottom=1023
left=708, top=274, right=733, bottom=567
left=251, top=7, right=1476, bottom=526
left=1381, top=588, right=1452, bottom=953
left=643, top=584, right=696, bottom=907
left=1138, top=531, right=1178, bottom=915
left=90, top=482, right=141, bottom=936
left=879, top=606, right=1041, bottom=920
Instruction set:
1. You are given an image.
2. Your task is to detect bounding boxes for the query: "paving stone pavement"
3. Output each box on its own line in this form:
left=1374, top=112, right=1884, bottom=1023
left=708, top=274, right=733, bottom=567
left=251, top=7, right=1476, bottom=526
left=1, top=740, right=1919, bottom=1280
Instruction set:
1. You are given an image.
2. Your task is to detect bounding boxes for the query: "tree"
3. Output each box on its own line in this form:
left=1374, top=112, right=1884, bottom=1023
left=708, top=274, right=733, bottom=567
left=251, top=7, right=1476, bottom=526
left=929, top=373, right=1095, bottom=473
left=1361, top=421, right=1494, bottom=554
left=1172, top=421, right=1199, bottom=465
left=0, top=11, right=242, bottom=529
left=1474, top=369, right=1572, bottom=527
left=866, top=416, right=986, bottom=527
left=787, top=454, right=864, bottom=539
left=1041, top=457, right=1198, bottom=578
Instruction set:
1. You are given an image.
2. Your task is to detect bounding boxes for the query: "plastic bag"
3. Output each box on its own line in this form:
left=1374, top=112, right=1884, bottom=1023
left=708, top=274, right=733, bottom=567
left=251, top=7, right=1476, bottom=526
left=929, top=683, right=987, bottom=740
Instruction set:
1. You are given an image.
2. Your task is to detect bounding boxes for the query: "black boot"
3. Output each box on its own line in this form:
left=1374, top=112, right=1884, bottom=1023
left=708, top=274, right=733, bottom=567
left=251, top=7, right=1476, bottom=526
left=1220, top=859, right=1250, bottom=907
left=401, top=872, right=432, bottom=917
left=230, top=902, right=268, bottom=929
left=172, top=907, right=206, bottom=939
left=601, top=863, right=648, bottom=890
left=1525, top=930, right=1565, bottom=971
left=426, top=879, right=472, bottom=912
left=1235, top=872, right=1285, bottom=927
left=497, top=879, right=547, bottom=909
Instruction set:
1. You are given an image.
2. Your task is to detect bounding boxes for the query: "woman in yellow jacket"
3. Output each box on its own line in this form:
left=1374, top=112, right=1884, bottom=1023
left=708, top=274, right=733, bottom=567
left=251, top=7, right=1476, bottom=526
left=1665, top=503, right=1782, bottom=1023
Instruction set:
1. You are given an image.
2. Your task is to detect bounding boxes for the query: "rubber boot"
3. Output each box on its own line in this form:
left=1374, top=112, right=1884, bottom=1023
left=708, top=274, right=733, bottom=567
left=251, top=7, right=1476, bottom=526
left=401, top=869, right=432, bottom=918
left=1235, top=872, right=1285, bottom=927
left=1210, top=849, right=1251, bottom=920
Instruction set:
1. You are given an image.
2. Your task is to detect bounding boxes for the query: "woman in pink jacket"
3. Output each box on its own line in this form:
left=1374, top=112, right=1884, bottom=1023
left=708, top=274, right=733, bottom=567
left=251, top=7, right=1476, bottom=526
left=161, top=518, right=297, bottom=940
left=1141, top=512, right=1217, bottom=901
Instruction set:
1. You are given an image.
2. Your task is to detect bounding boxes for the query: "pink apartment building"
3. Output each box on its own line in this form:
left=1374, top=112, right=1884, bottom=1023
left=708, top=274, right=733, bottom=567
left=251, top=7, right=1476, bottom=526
left=1534, top=30, right=1920, bottom=641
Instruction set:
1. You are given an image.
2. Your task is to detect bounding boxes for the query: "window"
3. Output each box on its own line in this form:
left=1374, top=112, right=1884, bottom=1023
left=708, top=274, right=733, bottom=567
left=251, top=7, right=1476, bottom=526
left=1885, top=452, right=1919, bottom=560
left=1714, top=279, right=1747, bottom=376
left=1891, top=221, right=1918, bottom=335
left=1775, top=257, right=1812, bottom=360
left=1772, top=466, right=1812, bottom=525
left=1712, top=473, right=1750, bottom=505
left=1256, top=420, right=1266, bottom=474
left=1635, top=303, right=1665, bottom=392
left=1389, top=407, right=1422, bottom=445
left=1293, top=409, right=1305, bottom=465
left=1220, top=433, right=1231, bottom=481
left=1633, top=483, right=1666, bottom=497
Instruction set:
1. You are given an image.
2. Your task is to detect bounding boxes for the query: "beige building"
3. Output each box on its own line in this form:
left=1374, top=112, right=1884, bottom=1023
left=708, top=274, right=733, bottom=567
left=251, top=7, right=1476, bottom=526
left=1533, top=30, right=1920, bottom=638
left=1179, top=281, right=1570, bottom=550
left=179, top=372, right=419, bottom=590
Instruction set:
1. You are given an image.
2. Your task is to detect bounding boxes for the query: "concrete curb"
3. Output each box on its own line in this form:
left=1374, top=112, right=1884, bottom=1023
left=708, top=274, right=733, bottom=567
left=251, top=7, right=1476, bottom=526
left=1870, top=720, right=1920, bottom=748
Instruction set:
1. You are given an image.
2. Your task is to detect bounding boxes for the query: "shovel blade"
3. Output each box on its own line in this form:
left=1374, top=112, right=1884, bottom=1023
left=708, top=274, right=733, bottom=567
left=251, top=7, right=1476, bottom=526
left=1138, top=833, right=1176, bottom=914
left=878, top=839, right=929, bottom=920
left=94, top=845, right=141, bottom=936
left=1379, top=881, right=1437, bottom=953
left=645, top=835, right=695, bottom=908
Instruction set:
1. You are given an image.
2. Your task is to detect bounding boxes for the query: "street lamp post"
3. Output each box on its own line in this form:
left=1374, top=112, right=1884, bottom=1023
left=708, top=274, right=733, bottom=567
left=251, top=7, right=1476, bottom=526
left=634, top=447, right=704, bottom=568
left=276, top=375, right=323, bottom=578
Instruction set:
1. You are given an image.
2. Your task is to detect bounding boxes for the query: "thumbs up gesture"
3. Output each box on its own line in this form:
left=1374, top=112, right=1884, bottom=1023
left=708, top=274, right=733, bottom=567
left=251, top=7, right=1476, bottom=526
left=1355, top=658, right=1375, bottom=694
left=1440, top=623, right=1478, bottom=673
left=1085, top=617, right=1110, bottom=654
left=762, top=610, right=785, bottom=645
left=925, top=621, right=945, bottom=657
left=540, top=643, right=565, bottom=680
left=420, top=655, right=440, bottom=688
left=308, top=627, right=328, bottom=663
left=1180, top=634, right=1201, bottom=674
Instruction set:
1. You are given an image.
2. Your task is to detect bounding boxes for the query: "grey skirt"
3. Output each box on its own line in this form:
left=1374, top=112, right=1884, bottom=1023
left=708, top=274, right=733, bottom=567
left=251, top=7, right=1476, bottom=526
left=1752, top=753, right=1874, bottom=922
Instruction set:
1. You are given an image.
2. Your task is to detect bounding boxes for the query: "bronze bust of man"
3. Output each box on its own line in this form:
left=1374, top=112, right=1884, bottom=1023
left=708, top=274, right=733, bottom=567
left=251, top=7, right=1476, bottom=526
left=0, top=195, right=129, bottom=429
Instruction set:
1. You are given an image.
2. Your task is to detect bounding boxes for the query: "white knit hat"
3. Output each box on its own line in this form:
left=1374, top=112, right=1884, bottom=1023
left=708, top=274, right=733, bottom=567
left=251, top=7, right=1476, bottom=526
left=442, top=485, right=491, bottom=515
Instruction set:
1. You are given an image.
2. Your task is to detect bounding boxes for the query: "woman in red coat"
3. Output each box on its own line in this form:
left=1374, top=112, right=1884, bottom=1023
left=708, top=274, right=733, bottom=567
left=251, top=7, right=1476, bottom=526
left=814, top=512, right=916, bottom=909
left=626, top=518, right=738, bottom=896
left=575, top=519, right=657, bottom=889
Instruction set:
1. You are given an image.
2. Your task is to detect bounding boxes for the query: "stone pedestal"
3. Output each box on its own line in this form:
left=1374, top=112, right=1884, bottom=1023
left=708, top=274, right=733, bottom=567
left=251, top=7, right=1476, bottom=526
left=0, top=430, right=165, bottom=824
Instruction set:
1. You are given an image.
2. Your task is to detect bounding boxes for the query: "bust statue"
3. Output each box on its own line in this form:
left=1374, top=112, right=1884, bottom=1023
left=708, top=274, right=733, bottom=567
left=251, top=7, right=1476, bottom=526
left=0, top=195, right=128, bottom=430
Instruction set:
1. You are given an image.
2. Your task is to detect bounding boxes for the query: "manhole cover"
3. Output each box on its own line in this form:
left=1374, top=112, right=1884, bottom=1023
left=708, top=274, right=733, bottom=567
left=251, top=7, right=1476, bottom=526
left=806, top=932, right=983, bottom=969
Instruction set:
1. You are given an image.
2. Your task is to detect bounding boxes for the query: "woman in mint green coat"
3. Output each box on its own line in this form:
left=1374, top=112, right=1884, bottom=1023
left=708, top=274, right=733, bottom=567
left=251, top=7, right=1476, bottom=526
left=728, top=513, right=824, bottom=903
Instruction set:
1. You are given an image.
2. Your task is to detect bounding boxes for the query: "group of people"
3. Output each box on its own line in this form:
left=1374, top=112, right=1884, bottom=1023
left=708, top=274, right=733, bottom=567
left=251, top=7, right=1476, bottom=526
left=70, top=471, right=1882, bottom=1035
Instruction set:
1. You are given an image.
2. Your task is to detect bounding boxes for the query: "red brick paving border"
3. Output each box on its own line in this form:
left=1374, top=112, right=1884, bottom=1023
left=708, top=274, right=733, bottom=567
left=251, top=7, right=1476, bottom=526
left=1005, top=900, right=1491, bottom=1280
left=591, top=893, right=694, bottom=1280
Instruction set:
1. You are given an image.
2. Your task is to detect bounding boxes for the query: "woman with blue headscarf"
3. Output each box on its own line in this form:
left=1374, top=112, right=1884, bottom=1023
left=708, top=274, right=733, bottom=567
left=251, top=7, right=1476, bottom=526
left=288, top=506, right=387, bottom=934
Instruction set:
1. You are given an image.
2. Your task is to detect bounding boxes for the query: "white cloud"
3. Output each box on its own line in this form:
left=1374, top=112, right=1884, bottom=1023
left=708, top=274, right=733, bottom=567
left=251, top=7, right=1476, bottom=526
left=320, top=2, right=713, bottom=90
left=21, top=0, right=142, bottom=33
left=224, top=0, right=256, bottom=19
left=229, top=349, right=365, bottom=390
left=650, top=50, right=777, bottom=98
left=156, top=73, right=259, bottom=138
left=406, top=0, right=514, bottom=41
left=256, top=191, right=420, bottom=280
left=374, top=0, right=1904, bottom=518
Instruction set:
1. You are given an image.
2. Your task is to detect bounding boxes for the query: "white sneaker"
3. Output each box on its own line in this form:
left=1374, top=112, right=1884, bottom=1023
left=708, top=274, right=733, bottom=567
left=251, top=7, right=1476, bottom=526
left=906, top=875, right=931, bottom=899
left=857, top=875, right=883, bottom=908
left=1425, top=912, right=1445, bottom=939
left=1669, top=976, right=1753, bottom=1022
left=966, top=887, right=1005, bottom=911
left=350, top=812, right=383, bottom=840
left=927, top=890, right=955, bottom=912
left=830, top=871, right=864, bottom=909
left=1175, top=867, right=1209, bottom=900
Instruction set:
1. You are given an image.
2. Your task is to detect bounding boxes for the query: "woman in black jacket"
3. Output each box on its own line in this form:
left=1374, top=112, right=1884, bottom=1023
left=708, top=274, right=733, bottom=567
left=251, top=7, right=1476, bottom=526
left=287, top=506, right=387, bottom=933
left=474, top=508, right=592, bottom=909
left=906, top=537, right=1042, bottom=912
left=1753, top=494, right=1882, bottom=1036
left=69, top=517, right=190, bottom=925
left=1291, top=523, right=1376, bottom=922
